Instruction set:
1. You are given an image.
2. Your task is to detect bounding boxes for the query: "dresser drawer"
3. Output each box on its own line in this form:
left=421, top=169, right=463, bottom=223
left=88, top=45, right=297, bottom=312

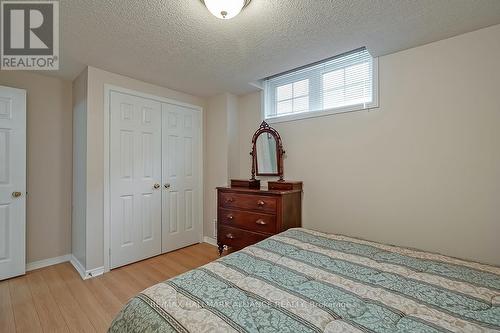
left=219, top=192, right=277, bottom=214
left=219, top=209, right=277, bottom=234
left=218, top=226, right=269, bottom=250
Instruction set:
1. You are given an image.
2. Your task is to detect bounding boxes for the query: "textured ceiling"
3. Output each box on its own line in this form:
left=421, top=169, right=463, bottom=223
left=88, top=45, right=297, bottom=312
left=51, top=0, right=500, bottom=96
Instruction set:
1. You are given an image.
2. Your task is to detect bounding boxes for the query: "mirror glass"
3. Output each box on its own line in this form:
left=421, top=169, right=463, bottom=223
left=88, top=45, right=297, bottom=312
left=256, top=133, right=278, bottom=174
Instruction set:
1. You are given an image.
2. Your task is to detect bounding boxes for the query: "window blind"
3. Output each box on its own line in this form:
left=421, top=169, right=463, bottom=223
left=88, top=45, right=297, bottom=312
left=263, top=48, right=376, bottom=121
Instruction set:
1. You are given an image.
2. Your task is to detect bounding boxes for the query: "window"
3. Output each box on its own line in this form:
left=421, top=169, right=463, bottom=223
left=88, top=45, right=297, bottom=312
left=276, top=79, right=309, bottom=114
left=263, top=48, right=378, bottom=122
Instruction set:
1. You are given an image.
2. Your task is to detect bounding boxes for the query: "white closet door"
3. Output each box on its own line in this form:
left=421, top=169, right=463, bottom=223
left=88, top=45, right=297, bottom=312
left=162, top=103, right=201, bottom=252
left=110, top=92, right=162, bottom=269
left=0, top=86, right=26, bottom=281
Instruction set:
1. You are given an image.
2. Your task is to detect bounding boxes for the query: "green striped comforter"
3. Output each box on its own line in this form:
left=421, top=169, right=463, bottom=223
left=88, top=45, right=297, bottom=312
left=109, top=228, right=500, bottom=332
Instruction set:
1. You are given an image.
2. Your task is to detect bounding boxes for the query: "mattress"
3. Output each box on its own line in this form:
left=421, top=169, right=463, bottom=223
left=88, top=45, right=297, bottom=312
left=108, top=228, right=500, bottom=332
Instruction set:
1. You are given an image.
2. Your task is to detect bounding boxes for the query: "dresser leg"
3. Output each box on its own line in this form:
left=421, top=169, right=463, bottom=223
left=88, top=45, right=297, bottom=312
left=217, top=243, right=224, bottom=256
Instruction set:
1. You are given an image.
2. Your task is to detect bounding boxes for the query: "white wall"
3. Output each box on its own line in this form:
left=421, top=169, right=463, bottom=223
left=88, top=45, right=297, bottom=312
left=234, top=24, right=500, bottom=266
left=72, top=69, right=88, bottom=267
left=0, top=72, right=72, bottom=263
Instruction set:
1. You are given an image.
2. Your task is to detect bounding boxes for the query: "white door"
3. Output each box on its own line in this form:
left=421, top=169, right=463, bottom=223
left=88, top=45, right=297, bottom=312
left=162, top=103, right=201, bottom=252
left=110, top=92, right=162, bottom=269
left=0, top=86, right=26, bottom=281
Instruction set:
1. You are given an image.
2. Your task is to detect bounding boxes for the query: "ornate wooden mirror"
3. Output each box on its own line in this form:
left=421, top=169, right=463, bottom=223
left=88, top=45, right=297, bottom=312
left=251, top=121, right=285, bottom=180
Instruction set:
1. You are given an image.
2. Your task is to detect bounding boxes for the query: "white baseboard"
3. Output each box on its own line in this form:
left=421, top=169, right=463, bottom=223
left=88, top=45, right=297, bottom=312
left=70, top=255, right=86, bottom=279
left=203, top=236, right=217, bottom=247
left=26, top=254, right=71, bottom=271
left=86, top=266, right=104, bottom=279
left=70, top=255, right=104, bottom=280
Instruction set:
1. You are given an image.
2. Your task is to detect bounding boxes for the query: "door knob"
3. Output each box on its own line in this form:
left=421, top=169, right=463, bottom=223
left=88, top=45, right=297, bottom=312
left=164, top=183, right=171, bottom=189
left=153, top=184, right=160, bottom=190
left=12, top=191, right=22, bottom=198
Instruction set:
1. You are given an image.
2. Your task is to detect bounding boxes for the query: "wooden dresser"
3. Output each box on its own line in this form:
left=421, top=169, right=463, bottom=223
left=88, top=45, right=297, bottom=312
left=216, top=183, right=302, bottom=255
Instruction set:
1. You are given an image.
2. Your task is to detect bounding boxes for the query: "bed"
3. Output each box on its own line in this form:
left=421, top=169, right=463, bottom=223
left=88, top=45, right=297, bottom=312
left=109, top=228, right=500, bottom=333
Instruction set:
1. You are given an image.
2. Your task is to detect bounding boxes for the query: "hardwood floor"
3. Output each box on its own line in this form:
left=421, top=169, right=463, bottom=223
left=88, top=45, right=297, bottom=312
left=0, top=243, right=219, bottom=333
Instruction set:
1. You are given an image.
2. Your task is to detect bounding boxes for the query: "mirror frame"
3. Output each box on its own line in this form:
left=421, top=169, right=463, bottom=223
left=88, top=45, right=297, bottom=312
left=251, top=121, right=285, bottom=180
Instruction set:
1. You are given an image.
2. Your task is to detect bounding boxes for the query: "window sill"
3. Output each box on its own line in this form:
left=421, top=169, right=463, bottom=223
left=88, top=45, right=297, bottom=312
left=264, top=102, right=379, bottom=124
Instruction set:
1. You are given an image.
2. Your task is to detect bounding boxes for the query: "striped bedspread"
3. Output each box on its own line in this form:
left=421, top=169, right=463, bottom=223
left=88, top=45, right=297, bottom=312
left=109, top=228, right=500, bottom=333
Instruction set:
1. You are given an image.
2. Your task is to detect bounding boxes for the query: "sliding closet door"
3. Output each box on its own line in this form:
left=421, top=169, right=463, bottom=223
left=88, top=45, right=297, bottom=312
left=0, top=86, right=26, bottom=281
left=162, top=103, right=201, bottom=252
left=109, top=92, right=162, bottom=269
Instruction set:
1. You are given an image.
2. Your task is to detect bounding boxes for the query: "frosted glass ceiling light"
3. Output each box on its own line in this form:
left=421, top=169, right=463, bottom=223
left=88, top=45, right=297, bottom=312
left=202, top=0, right=251, bottom=19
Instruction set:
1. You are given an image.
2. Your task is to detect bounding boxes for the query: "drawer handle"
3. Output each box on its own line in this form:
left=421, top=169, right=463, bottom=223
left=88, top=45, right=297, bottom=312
left=257, top=200, right=265, bottom=207
left=226, top=233, right=236, bottom=239
left=255, top=219, right=267, bottom=225
left=226, top=214, right=234, bottom=221
left=225, top=197, right=234, bottom=204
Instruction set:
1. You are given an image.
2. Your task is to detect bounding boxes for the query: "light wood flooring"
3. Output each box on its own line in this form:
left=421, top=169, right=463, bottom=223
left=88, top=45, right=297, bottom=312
left=0, top=243, right=219, bottom=333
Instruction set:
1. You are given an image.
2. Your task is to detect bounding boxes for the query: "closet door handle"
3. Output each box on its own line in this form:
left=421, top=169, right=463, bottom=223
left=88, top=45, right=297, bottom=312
left=164, top=183, right=171, bottom=189
left=12, top=191, right=22, bottom=198
left=153, top=183, right=160, bottom=190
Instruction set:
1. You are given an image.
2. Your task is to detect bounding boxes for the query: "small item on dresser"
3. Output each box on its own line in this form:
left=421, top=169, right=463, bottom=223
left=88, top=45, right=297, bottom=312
left=268, top=181, right=303, bottom=191
left=230, top=179, right=261, bottom=189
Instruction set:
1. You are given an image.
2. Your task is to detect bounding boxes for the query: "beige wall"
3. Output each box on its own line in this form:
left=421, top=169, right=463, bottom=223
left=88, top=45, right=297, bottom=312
left=204, top=94, right=228, bottom=239
left=227, top=94, right=240, bottom=180
left=83, top=66, right=206, bottom=270
left=234, top=24, right=500, bottom=266
left=0, top=72, right=72, bottom=263
left=203, top=93, right=240, bottom=239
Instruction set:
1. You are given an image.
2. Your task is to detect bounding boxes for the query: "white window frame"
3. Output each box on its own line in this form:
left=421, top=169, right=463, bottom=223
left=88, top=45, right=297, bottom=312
left=262, top=53, right=379, bottom=124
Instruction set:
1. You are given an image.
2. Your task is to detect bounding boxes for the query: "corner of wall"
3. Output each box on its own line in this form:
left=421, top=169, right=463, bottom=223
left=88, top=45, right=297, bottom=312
left=203, top=93, right=242, bottom=238
left=71, top=68, right=89, bottom=268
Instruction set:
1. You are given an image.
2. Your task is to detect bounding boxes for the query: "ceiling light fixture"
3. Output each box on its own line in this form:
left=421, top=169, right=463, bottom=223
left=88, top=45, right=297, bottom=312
left=202, top=0, right=251, bottom=20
